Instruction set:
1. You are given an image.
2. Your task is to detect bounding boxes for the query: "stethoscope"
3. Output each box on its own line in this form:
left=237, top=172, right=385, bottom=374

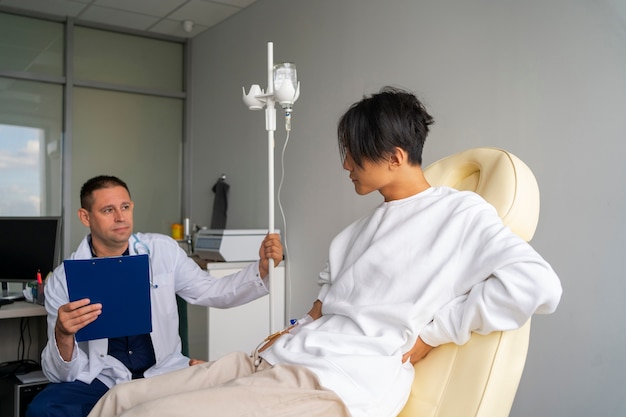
left=131, top=234, right=158, bottom=289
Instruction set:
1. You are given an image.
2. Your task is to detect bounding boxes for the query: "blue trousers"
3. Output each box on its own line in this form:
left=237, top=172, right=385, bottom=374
left=26, top=379, right=109, bottom=417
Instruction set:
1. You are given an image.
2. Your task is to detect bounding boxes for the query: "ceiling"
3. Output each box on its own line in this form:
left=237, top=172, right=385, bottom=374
left=0, top=0, right=257, bottom=39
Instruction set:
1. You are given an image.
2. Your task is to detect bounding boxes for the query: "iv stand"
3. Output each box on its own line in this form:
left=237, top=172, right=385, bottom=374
left=243, top=42, right=300, bottom=334
left=265, top=43, right=277, bottom=334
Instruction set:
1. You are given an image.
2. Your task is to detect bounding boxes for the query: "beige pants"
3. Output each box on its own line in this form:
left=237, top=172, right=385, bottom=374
left=88, top=352, right=351, bottom=417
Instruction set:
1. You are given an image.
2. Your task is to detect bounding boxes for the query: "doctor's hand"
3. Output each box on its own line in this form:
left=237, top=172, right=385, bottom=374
left=402, top=337, right=434, bottom=365
left=258, top=233, right=283, bottom=278
left=55, top=298, right=102, bottom=361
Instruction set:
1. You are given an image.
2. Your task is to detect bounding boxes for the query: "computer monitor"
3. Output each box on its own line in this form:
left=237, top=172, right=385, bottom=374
left=0, top=217, right=62, bottom=301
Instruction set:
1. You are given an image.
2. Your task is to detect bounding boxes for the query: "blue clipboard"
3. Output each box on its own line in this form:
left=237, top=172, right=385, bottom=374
left=64, top=254, right=152, bottom=342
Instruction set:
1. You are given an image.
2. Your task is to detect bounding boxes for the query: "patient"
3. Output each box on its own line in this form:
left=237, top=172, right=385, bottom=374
left=88, top=86, right=562, bottom=417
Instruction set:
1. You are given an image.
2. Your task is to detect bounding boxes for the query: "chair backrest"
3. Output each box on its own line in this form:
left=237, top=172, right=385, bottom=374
left=398, top=147, right=539, bottom=417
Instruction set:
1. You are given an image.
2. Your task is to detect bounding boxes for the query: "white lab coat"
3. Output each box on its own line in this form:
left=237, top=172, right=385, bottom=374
left=41, top=232, right=269, bottom=387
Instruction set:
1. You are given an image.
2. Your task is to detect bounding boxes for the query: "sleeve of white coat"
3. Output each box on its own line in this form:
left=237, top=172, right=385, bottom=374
left=40, top=264, right=89, bottom=382
left=418, top=205, right=562, bottom=348
left=166, top=240, right=270, bottom=308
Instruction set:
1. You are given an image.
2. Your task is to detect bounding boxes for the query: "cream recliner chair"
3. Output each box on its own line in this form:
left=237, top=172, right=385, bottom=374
left=398, top=147, right=540, bottom=417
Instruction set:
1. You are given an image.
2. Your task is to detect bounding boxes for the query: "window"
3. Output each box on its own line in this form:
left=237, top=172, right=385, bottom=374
left=0, top=124, right=45, bottom=215
left=0, top=79, right=63, bottom=216
left=0, top=11, right=187, bottom=255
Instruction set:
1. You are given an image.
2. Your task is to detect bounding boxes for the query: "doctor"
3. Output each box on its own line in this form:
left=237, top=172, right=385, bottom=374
left=27, top=175, right=283, bottom=417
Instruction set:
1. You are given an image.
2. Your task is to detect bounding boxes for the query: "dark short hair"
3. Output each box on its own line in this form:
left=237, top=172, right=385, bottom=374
left=80, top=175, right=130, bottom=210
left=337, top=86, right=434, bottom=168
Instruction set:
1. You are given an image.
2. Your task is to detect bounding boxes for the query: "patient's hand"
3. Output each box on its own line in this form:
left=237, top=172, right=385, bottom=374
left=402, top=337, right=434, bottom=365
left=307, top=299, right=323, bottom=320
left=257, top=299, right=323, bottom=353
left=189, top=358, right=206, bottom=366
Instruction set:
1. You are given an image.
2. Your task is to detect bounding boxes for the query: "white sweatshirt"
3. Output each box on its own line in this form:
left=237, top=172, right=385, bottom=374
left=261, top=186, right=561, bottom=417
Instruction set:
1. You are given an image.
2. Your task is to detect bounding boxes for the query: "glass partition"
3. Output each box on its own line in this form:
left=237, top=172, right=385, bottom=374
left=70, top=87, right=183, bottom=249
left=0, top=11, right=187, bottom=257
left=0, top=79, right=63, bottom=216
left=74, top=26, right=184, bottom=92
left=0, top=13, right=64, bottom=76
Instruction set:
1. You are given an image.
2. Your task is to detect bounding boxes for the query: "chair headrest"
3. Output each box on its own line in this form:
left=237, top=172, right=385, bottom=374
left=423, top=147, right=540, bottom=241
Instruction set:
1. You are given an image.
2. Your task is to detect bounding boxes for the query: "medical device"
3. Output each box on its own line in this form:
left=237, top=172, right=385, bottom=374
left=242, top=42, right=300, bottom=332
left=131, top=234, right=158, bottom=289
left=194, top=229, right=277, bottom=262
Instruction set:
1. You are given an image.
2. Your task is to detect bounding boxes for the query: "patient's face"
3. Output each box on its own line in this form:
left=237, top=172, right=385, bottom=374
left=343, top=152, right=391, bottom=197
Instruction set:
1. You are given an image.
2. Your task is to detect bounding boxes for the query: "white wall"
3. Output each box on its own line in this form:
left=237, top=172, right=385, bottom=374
left=189, top=1, right=626, bottom=415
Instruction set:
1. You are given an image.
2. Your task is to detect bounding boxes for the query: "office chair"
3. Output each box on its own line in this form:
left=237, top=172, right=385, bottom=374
left=398, top=147, right=540, bottom=417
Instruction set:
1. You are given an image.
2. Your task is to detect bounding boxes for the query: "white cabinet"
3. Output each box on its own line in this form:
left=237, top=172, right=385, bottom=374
left=187, top=262, right=285, bottom=361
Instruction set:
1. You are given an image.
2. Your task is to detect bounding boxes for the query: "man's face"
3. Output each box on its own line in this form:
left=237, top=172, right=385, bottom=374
left=78, top=186, right=134, bottom=253
left=343, top=151, right=392, bottom=197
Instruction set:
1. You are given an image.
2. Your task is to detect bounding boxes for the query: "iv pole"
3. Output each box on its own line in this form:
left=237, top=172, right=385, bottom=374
left=243, top=42, right=299, bottom=333
left=265, top=43, right=277, bottom=334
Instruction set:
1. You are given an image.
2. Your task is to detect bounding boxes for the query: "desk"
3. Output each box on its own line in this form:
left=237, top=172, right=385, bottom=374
left=0, top=301, right=46, bottom=320
left=0, top=302, right=47, bottom=364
